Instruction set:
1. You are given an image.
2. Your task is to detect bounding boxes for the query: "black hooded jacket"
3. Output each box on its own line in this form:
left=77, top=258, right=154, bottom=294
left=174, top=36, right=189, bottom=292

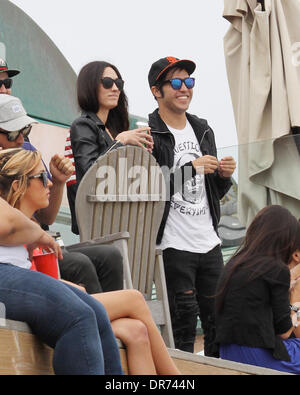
left=148, top=109, right=232, bottom=244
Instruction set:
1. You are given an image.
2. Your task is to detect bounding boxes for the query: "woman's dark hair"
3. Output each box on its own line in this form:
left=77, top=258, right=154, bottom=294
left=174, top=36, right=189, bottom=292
left=216, top=205, right=300, bottom=313
left=77, top=61, right=129, bottom=137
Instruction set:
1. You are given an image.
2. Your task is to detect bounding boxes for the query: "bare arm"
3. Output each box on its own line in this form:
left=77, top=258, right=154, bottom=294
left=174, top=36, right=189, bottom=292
left=0, top=197, right=62, bottom=260
left=0, top=197, right=45, bottom=245
left=279, top=311, right=299, bottom=339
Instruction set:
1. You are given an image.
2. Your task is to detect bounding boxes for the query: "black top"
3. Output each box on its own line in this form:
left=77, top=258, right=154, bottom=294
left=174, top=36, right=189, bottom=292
left=70, top=111, right=120, bottom=185
left=215, top=258, right=293, bottom=361
left=68, top=111, right=123, bottom=234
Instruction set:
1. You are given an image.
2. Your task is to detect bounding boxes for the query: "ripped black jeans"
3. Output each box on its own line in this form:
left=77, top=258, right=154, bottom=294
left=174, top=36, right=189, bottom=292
left=162, top=245, right=223, bottom=356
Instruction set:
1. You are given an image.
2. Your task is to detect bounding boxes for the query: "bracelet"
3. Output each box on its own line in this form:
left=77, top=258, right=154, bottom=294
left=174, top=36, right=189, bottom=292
left=290, top=304, right=299, bottom=313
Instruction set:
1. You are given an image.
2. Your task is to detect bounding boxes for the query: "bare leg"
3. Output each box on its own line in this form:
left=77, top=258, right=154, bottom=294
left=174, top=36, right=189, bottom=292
left=92, top=289, right=180, bottom=375
left=111, top=318, right=156, bottom=374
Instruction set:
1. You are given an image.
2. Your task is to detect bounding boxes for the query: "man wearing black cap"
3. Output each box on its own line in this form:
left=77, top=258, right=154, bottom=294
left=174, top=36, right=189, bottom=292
left=148, top=56, right=236, bottom=356
left=0, top=58, right=20, bottom=95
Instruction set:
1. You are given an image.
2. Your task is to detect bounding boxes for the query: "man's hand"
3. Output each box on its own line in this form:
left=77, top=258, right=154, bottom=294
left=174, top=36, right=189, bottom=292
left=192, top=155, right=219, bottom=174
left=218, top=156, right=236, bottom=178
left=49, top=154, right=74, bottom=184
left=26, top=231, right=63, bottom=261
left=35, top=155, right=74, bottom=225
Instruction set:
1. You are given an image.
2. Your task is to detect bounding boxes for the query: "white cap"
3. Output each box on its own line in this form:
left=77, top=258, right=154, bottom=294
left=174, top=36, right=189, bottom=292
left=0, top=94, right=37, bottom=131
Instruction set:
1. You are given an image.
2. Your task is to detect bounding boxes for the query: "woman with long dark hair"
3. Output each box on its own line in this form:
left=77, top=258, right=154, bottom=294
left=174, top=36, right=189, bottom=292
left=215, top=205, right=300, bottom=373
left=68, top=61, right=153, bottom=233
left=70, top=60, right=153, bottom=185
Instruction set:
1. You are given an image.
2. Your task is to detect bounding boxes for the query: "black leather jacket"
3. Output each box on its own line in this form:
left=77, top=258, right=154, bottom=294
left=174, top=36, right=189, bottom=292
left=70, top=111, right=122, bottom=185
left=148, top=109, right=232, bottom=244
left=68, top=111, right=122, bottom=234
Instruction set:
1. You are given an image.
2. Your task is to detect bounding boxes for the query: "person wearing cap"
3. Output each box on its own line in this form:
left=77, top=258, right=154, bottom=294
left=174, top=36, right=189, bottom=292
left=0, top=94, right=74, bottom=225
left=0, top=94, right=123, bottom=294
left=0, top=58, right=20, bottom=95
left=0, top=94, right=34, bottom=148
left=147, top=56, right=236, bottom=356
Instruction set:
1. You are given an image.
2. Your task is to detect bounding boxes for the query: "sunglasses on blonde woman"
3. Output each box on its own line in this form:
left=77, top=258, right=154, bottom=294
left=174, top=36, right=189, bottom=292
left=28, top=171, right=49, bottom=188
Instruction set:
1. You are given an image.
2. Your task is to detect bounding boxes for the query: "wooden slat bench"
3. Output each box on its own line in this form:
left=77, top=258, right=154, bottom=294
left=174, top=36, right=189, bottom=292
left=168, top=349, right=290, bottom=375
left=0, top=320, right=128, bottom=375
left=0, top=320, right=290, bottom=375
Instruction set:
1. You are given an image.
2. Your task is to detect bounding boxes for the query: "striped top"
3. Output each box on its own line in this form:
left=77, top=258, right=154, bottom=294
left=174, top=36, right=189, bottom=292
left=64, top=130, right=77, bottom=186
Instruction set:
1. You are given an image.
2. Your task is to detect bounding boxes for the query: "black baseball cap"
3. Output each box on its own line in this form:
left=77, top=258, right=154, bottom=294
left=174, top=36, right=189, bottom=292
left=148, top=56, right=196, bottom=88
left=0, top=58, right=20, bottom=77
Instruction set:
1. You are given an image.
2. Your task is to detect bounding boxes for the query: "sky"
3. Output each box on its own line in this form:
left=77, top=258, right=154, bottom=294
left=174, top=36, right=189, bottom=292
left=9, top=0, right=238, bottom=149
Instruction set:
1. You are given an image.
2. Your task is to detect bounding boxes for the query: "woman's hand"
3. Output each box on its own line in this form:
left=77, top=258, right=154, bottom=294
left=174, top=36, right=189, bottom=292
left=26, top=231, right=63, bottom=261
left=115, top=128, right=154, bottom=153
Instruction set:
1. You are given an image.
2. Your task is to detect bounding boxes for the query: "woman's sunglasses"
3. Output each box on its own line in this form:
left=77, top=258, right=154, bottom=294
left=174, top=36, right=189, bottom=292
left=0, top=78, right=13, bottom=89
left=162, top=77, right=195, bottom=90
left=28, top=171, right=49, bottom=188
left=100, top=77, right=124, bottom=91
left=0, top=125, right=32, bottom=142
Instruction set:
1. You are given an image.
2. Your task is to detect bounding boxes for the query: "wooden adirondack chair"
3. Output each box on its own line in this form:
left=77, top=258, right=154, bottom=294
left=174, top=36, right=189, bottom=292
left=74, top=145, right=174, bottom=348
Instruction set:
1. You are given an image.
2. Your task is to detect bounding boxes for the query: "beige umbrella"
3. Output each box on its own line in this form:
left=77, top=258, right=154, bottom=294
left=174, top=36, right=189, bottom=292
left=223, top=0, right=300, bottom=226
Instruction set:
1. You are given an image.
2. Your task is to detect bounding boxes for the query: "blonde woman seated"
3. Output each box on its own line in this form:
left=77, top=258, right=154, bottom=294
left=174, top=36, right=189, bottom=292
left=0, top=148, right=180, bottom=375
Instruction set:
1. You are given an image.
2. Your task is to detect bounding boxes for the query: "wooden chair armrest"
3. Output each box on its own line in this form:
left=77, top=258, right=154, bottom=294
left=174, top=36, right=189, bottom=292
left=155, top=248, right=163, bottom=256
left=66, top=231, right=130, bottom=250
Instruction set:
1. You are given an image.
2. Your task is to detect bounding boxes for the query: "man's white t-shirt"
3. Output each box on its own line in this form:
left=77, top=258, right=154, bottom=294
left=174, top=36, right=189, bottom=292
left=159, top=121, right=221, bottom=253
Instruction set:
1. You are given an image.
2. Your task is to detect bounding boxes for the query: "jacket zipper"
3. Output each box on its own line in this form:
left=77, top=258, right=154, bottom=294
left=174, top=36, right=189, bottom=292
left=199, top=128, right=210, bottom=154
left=199, top=127, right=218, bottom=231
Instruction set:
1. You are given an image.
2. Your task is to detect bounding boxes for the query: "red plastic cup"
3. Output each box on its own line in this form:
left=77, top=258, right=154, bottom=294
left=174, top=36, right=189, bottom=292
left=32, top=251, right=59, bottom=279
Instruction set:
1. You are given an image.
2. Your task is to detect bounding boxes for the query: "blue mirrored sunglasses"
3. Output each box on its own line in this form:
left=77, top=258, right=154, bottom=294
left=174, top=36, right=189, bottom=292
left=163, top=77, right=195, bottom=90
